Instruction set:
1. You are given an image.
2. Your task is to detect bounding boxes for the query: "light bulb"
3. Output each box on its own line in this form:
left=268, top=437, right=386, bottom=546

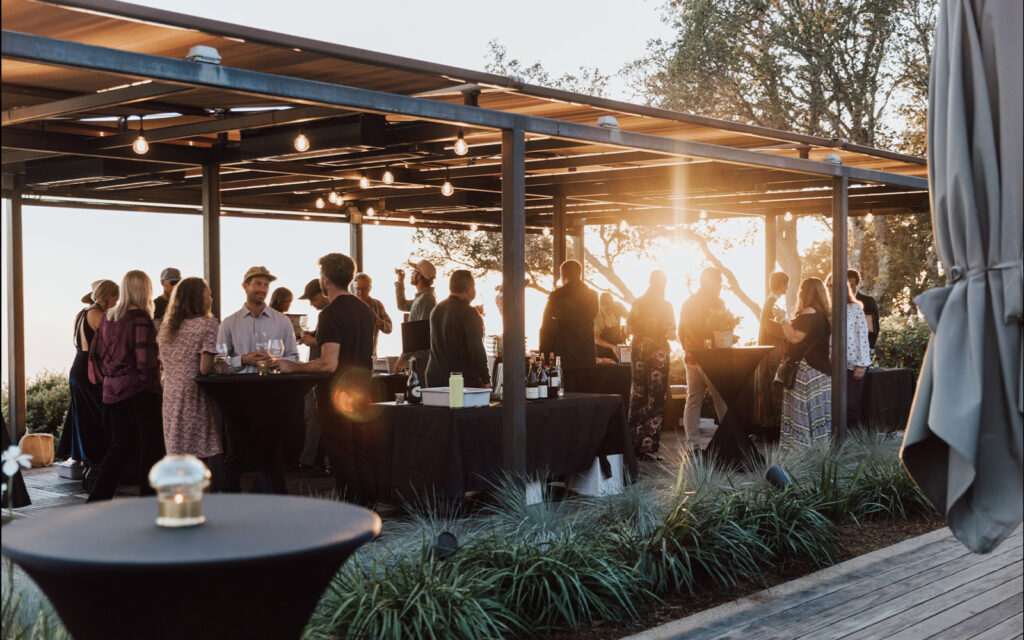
left=441, top=180, right=455, bottom=197
left=542, top=227, right=551, bottom=237
left=315, top=197, right=325, bottom=209
left=373, top=220, right=380, bottom=225
left=864, top=212, right=875, bottom=224
left=359, top=175, right=370, bottom=189
left=698, top=209, right=708, bottom=220
left=618, top=219, right=629, bottom=232
left=366, top=206, right=376, bottom=217
left=132, top=135, right=149, bottom=155
left=783, top=211, right=794, bottom=222
left=470, top=223, right=479, bottom=232
left=408, top=215, right=417, bottom=224
left=293, top=133, right=310, bottom=152
left=453, top=131, right=468, bottom=156
left=327, top=191, right=339, bottom=205
left=382, top=168, right=395, bottom=185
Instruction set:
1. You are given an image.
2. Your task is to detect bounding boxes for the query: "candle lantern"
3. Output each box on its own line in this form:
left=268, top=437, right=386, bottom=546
left=147, top=455, right=211, bottom=528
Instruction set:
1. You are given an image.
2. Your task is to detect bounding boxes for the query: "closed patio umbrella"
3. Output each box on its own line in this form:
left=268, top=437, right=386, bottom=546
left=901, top=0, right=1023, bottom=554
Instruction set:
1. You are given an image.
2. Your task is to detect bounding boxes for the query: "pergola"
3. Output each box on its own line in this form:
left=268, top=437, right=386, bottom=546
left=1, top=0, right=929, bottom=467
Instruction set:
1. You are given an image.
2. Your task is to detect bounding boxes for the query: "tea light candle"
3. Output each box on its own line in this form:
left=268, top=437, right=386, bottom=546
left=147, top=455, right=211, bottom=528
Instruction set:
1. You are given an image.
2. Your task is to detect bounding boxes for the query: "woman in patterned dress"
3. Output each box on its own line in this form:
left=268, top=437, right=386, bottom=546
left=627, top=270, right=676, bottom=459
left=157, top=277, right=223, bottom=486
left=780, top=278, right=833, bottom=448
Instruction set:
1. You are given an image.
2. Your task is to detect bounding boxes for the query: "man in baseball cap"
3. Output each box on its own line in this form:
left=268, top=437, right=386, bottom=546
left=153, top=267, right=181, bottom=322
left=394, top=258, right=437, bottom=380
left=216, top=265, right=298, bottom=375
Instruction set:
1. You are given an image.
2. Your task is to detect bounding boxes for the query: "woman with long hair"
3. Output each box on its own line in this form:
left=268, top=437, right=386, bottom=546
left=61, top=280, right=119, bottom=486
left=827, top=273, right=872, bottom=429
left=269, top=287, right=293, bottom=314
left=627, top=270, right=676, bottom=459
left=87, top=270, right=164, bottom=501
left=158, top=277, right=224, bottom=486
left=780, top=278, right=833, bottom=447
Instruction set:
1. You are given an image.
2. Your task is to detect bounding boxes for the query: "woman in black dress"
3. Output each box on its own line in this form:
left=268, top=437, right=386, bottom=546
left=62, top=280, right=118, bottom=484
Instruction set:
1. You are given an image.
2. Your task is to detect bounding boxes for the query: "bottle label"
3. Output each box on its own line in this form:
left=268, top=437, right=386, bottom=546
left=550, top=376, right=560, bottom=387
left=526, top=387, right=539, bottom=400
left=538, top=385, right=548, bottom=399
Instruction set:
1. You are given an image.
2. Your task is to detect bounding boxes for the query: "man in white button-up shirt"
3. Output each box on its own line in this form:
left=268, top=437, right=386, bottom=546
left=217, top=266, right=299, bottom=373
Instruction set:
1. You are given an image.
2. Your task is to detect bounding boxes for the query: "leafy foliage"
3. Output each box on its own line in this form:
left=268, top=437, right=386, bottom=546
left=2, top=371, right=69, bottom=436
left=874, top=314, right=931, bottom=373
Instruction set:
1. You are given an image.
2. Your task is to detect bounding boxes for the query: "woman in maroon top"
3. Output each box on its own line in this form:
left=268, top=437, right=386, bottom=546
left=87, top=270, right=165, bottom=502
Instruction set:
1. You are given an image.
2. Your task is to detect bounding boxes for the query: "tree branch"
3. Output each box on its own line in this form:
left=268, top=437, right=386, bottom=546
left=682, top=229, right=762, bottom=317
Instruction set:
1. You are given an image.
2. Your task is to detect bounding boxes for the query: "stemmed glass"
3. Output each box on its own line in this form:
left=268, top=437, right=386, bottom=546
left=255, top=333, right=270, bottom=376
left=267, top=338, right=285, bottom=373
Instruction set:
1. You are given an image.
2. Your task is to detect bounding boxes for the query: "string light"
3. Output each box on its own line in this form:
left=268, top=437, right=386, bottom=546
left=315, top=197, right=325, bottom=209
left=542, top=227, right=551, bottom=237
left=359, top=174, right=370, bottom=189
left=131, top=117, right=149, bottom=155
left=373, top=220, right=380, bottom=225
left=470, top=223, right=479, bottom=232
left=327, top=191, right=339, bottom=205
left=408, top=215, right=417, bottom=224
left=365, top=206, right=376, bottom=217
left=293, top=132, right=310, bottom=152
left=303, top=215, right=311, bottom=220
left=453, top=130, right=469, bottom=156
left=783, top=211, right=794, bottom=222
left=698, top=209, right=708, bottom=220
left=864, top=212, right=875, bottom=224
left=382, top=168, right=395, bottom=185
left=618, top=219, right=629, bottom=232
left=441, top=180, right=455, bottom=197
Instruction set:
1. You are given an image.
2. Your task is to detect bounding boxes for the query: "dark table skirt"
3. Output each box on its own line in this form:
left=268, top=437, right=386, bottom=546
left=1, top=494, right=379, bottom=640
left=563, top=364, right=633, bottom=408
left=324, top=392, right=634, bottom=503
left=862, top=367, right=915, bottom=432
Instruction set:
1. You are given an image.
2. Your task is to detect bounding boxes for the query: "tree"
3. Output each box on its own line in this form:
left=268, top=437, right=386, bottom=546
left=629, top=0, right=941, bottom=313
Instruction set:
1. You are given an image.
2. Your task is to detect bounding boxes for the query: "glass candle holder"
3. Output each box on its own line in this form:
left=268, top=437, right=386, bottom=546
left=147, top=455, right=212, bottom=528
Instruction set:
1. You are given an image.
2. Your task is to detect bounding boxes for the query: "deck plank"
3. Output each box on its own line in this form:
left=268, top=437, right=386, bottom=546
left=968, top=613, right=1023, bottom=640
left=884, top=576, right=1023, bottom=640
left=943, top=593, right=1024, bottom=639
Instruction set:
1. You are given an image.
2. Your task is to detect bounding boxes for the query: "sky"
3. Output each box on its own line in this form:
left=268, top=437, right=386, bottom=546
left=0, top=0, right=828, bottom=383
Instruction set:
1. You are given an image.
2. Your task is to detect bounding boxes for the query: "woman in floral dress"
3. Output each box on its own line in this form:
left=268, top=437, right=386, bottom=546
left=157, top=277, right=223, bottom=485
left=627, top=270, right=676, bottom=459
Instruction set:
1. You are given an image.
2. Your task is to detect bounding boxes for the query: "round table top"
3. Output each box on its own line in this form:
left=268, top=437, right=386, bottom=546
left=1, top=495, right=381, bottom=572
left=195, top=372, right=331, bottom=386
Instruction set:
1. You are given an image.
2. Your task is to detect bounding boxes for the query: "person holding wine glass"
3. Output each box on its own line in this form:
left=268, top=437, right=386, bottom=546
left=217, top=266, right=298, bottom=373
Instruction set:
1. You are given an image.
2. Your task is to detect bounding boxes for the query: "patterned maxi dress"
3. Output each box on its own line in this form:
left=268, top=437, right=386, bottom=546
left=781, top=312, right=832, bottom=448
left=158, top=317, right=222, bottom=459
left=628, top=293, right=676, bottom=455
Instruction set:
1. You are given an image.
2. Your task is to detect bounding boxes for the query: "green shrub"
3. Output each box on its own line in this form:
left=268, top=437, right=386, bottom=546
left=874, top=315, right=930, bottom=374
left=741, top=487, right=838, bottom=570
left=2, top=371, right=70, bottom=436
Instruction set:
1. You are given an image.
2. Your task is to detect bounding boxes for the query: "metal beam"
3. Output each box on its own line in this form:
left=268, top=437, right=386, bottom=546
left=4, top=180, right=26, bottom=438
left=764, top=214, right=777, bottom=294
left=501, top=127, right=526, bottom=474
left=831, top=176, right=849, bottom=444
left=349, top=211, right=364, bottom=271
left=2, top=82, right=187, bottom=126
left=3, top=128, right=207, bottom=166
left=0, top=30, right=927, bottom=190
left=202, top=163, right=221, bottom=318
left=552, top=192, right=567, bottom=279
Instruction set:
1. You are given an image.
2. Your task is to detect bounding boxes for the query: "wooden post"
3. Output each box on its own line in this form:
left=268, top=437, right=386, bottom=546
left=552, top=192, right=567, bottom=286
left=501, top=127, right=527, bottom=474
left=201, top=163, right=221, bottom=319
left=349, top=209, right=364, bottom=271
left=764, top=214, right=777, bottom=294
left=4, top=179, right=26, bottom=440
left=831, top=176, right=849, bottom=444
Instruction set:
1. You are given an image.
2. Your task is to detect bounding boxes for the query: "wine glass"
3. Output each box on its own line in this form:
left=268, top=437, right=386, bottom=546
left=254, top=333, right=270, bottom=376
left=268, top=338, right=285, bottom=361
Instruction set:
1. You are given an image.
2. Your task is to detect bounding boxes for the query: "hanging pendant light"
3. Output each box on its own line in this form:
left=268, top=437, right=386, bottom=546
left=409, top=215, right=417, bottom=225
left=698, top=209, right=708, bottom=220
left=783, top=211, right=794, bottom=222
left=542, top=227, right=551, bottom=237
left=382, top=167, right=395, bottom=185
left=453, top=129, right=469, bottom=156
left=359, top=174, right=371, bottom=189
left=864, top=212, right=875, bottom=224
left=132, top=116, right=149, bottom=155
left=365, top=206, right=376, bottom=217
left=315, top=197, right=325, bottom=209
left=328, top=191, right=339, bottom=205
left=293, top=132, right=310, bottom=152
left=470, top=223, right=479, bottom=232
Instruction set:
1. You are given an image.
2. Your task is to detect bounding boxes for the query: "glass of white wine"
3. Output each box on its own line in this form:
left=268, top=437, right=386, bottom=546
left=268, top=338, right=285, bottom=373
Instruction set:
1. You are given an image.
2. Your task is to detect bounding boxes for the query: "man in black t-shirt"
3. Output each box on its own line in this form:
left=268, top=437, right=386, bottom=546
left=276, top=253, right=374, bottom=375
left=153, top=267, right=180, bottom=324
left=848, top=269, right=880, bottom=348
left=425, top=270, right=490, bottom=388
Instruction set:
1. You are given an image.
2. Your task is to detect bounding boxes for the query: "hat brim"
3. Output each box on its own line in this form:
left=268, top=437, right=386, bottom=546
left=245, top=273, right=277, bottom=284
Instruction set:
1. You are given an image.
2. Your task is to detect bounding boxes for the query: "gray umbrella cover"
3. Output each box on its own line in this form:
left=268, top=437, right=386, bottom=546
left=901, top=0, right=1023, bottom=554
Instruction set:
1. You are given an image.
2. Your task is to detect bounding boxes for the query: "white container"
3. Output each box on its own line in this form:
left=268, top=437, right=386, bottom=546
left=421, top=387, right=491, bottom=408
left=617, top=345, right=632, bottom=363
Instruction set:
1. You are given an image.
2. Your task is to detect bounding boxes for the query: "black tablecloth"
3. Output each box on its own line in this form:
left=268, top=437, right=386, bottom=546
left=197, top=373, right=328, bottom=492
left=690, top=347, right=774, bottom=468
left=862, top=367, right=915, bottom=432
left=372, top=373, right=408, bottom=403
left=1, top=494, right=379, bottom=640
left=564, top=364, right=633, bottom=408
left=325, top=393, right=633, bottom=503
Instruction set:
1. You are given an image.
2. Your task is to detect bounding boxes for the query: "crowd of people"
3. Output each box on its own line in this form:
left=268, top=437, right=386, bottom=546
left=61, top=248, right=879, bottom=495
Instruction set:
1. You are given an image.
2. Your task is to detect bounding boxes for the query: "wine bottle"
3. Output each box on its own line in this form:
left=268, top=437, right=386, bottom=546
left=537, top=355, right=550, bottom=399
left=526, top=357, right=540, bottom=400
left=405, top=356, right=422, bottom=404
left=550, top=355, right=563, bottom=398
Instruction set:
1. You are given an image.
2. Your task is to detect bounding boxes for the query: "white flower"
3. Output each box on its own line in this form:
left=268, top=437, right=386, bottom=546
left=2, top=445, right=32, bottom=477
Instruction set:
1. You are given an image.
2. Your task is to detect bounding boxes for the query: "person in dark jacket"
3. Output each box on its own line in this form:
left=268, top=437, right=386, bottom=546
left=539, top=260, right=598, bottom=368
left=425, top=270, right=490, bottom=388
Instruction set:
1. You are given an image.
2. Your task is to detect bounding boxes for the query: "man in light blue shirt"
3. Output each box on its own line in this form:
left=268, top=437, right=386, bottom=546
left=218, top=266, right=299, bottom=373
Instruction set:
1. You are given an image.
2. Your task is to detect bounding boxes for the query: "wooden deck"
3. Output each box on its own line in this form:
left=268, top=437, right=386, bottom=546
left=626, top=525, right=1023, bottom=640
